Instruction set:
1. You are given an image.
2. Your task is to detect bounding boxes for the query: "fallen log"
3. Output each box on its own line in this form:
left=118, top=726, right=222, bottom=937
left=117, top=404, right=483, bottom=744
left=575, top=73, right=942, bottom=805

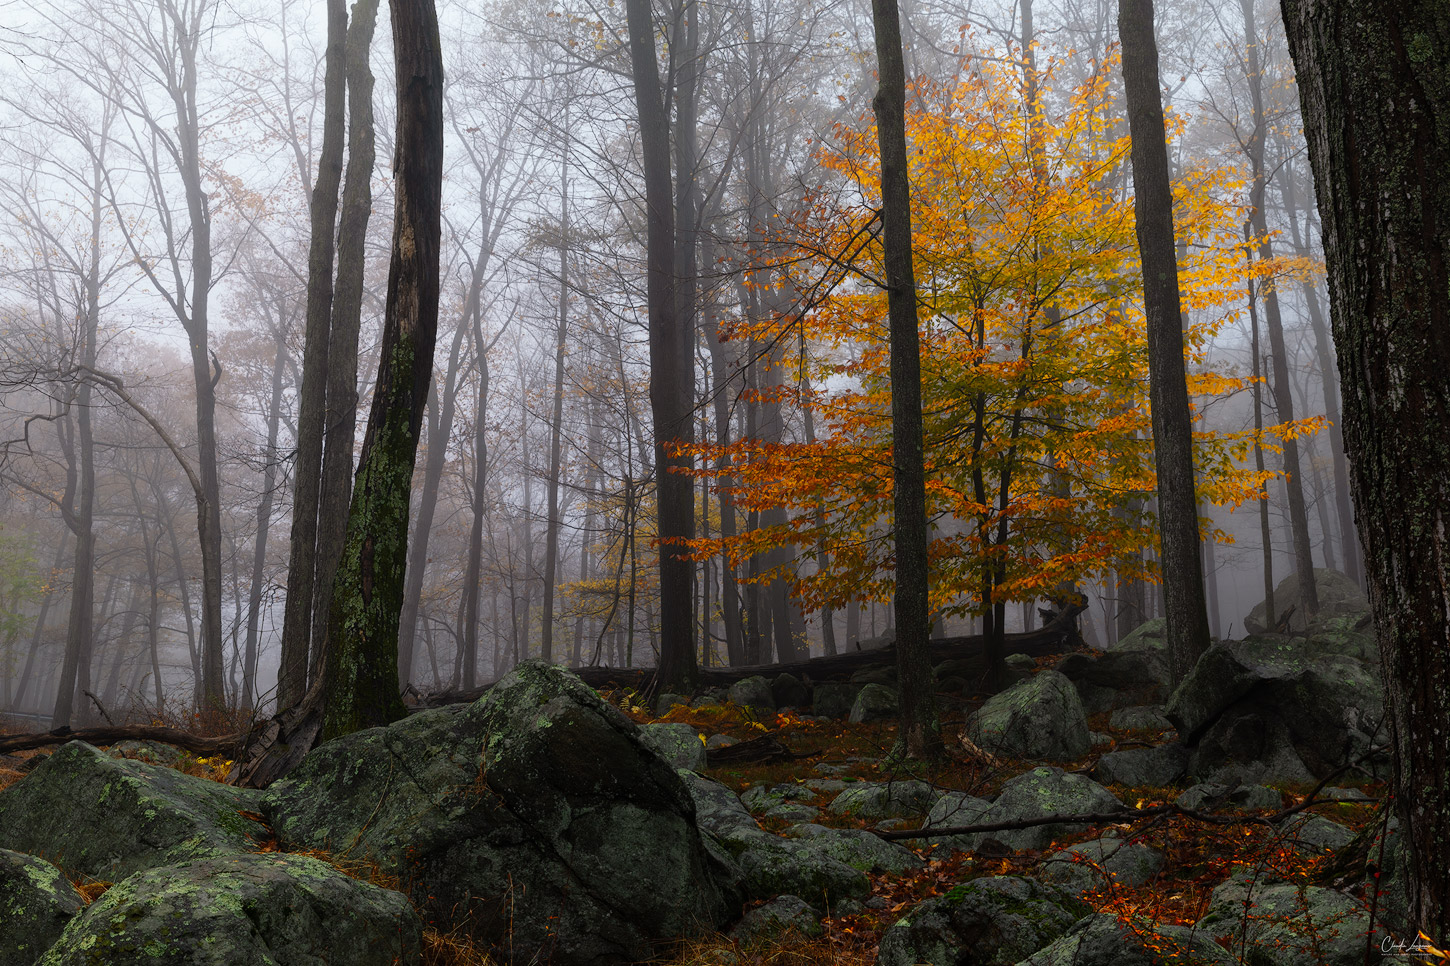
left=417, top=602, right=1087, bottom=707
left=0, top=725, right=244, bottom=757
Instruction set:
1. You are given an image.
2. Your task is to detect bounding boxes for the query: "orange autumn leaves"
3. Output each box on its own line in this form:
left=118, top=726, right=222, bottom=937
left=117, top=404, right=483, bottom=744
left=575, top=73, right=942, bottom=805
left=690, top=55, right=1315, bottom=618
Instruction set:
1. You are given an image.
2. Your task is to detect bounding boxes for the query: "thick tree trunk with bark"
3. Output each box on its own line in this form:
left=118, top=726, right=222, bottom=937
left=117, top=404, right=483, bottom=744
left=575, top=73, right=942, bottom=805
left=1118, top=0, right=1212, bottom=688
left=871, top=0, right=941, bottom=761
left=318, top=0, right=444, bottom=742
left=1281, top=0, right=1450, bottom=938
left=625, top=0, right=696, bottom=694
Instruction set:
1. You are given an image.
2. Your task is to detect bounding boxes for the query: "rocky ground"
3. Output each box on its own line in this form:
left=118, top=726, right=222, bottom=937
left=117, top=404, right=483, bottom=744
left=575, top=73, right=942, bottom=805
left=0, top=569, right=1413, bottom=965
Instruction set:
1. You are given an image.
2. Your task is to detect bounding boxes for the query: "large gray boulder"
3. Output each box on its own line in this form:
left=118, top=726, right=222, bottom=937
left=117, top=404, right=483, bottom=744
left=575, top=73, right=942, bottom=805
left=1018, top=912, right=1234, bottom=966
left=728, top=676, right=776, bottom=715
left=785, top=824, right=922, bottom=875
left=638, top=722, right=707, bottom=771
left=1038, top=836, right=1165, bottom=894
left=916, top=791, right=994, bottom=852
left=1092, top=743, right=1188, bottom=789
left=35, top=853, right=421, bottom=966
left=265, top=662, right=739, bottom=965
left=0, top=741, right=267, bottom=882
left=966, top=670, right=1091, bottom=760
left=969, top=768, right=1124, bottom=853
left=1054, top=649, right=1171, bottom=714
left=674, top=772, right=868, bottom=907
left=0, top=849, right=83, bottom=963
left=875, top=876, right=1087, bottom=966
left=1197, top=873, right=1381, bottom=966
left=1244, top=568, right=1367, bottom=635
left=1165, top=637, right=1385, bottom=782
left=827, top=780, right=940, bottom=820
left=849, top=683, right=899, bottom=723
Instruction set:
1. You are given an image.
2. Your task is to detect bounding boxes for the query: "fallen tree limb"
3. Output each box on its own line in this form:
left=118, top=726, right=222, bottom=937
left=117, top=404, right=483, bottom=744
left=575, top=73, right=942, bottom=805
left=0, top=725, right=244, bottom=757
left=705, top=734, right=816, bottom=766
left=418, top=602, right=1087, bottom=707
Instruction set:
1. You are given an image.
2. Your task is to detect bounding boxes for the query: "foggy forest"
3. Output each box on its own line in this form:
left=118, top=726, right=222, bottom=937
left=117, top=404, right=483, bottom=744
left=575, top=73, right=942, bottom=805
left=0, top=0, right=1448, bottom=962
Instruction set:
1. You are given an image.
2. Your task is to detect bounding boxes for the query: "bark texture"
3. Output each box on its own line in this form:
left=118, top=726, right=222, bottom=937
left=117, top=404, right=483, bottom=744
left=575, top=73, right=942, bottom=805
left=871, top=0, right=941, bottom=761
left=1281, top=0, right=1450, bottom=938
left=1118, top=0, right=1212, bottom=688
left=625, top=0, right=696, bottom=693
left=319, top=0, right=444, bottom=741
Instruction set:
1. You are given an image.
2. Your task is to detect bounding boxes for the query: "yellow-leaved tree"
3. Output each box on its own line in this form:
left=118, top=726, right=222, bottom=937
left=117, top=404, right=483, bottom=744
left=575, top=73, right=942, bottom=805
left=692, top=54, right=1318, bottom=659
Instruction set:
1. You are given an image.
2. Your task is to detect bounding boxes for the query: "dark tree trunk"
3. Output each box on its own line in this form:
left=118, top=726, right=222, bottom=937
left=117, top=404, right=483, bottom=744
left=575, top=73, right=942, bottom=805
left=319, top=0, right=444, bottom=741
left=1118, top=0, right=1212, bottom=687
left=312, top=0, right=380, bottom=685
left=1247, top=222, right=1276, bottom=629
left=278, top=0, right=348, bottom=709
left=625, top=0, right=695, bottom=693
left=871, top=0, right=941, bottom=761
left=542, top=149, right=571, bottom=665
left=1281, top=0, right=1450, bottom=938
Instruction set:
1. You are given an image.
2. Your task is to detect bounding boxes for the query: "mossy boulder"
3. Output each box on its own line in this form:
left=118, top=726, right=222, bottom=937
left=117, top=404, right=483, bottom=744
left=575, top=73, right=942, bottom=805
left=728, top=676, right=776, bottom=716
left=827, top=779, right=939, bottom=820
left=0, top=848, right=83, bottom=963
left=1197, top=873, right=1380, bottom=966
left=848, top=683, right=898, bottom=723
left=1276, top=813, right=1355, bottom=855
left=35, top=852, right=421, bottom=966
left=0, top=742, right=266, bottom=882
left=730, top=895, right=822, bottom=943
left=1092, top=743, right=1188, bottom=789
left=1055, top=649, right=1171, bottom=713
left=966, top=670, right=1091, bottom=760
left=875, top=875, right=1087, bottom=966
left=968, top=768, right=1124, bottom=852
left=1175, top=782, right=1281, bottom=812
left=784, top=824, right=922, bottom=875
left=675, top=773, right=867, bottom=907
left=1110, top=618, right=1167, bottom=653
left=265, top=661, right=740, bottom=965
left=1166, top=638, right=1385, bottom=781
left=638, top=721, right=707, bottom=771
left=1108, top=705, right=1174, bottom=733
left=741, top=782, right=815, bottom=815
left=1019, top=912, right=1234, bottom=966
left=1244, top=568, right=1367, bottom=635
left=1038, top=836, right=1165, bottom=894
left=916, top=791, right=994, bottom=852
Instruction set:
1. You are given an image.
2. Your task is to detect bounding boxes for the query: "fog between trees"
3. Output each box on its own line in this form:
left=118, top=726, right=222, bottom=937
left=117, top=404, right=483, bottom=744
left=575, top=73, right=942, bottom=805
left=0, top=0, right=1355, bottom=725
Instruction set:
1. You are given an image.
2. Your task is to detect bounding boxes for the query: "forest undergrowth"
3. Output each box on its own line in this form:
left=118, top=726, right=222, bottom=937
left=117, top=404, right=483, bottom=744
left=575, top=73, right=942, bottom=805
left=0, top=674, right=1392, bottom=966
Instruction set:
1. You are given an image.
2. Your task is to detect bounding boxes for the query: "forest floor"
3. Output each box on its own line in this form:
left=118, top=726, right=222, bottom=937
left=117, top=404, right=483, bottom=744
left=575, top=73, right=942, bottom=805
left=0, top=672, right=1389, bottom=966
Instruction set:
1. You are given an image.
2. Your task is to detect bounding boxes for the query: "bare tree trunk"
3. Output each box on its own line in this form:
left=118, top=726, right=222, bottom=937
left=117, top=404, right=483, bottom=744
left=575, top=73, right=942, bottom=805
left=312, top=0, right=380, bottom=685
left=626, top=0, right=695, bottom=692
left=1240, top=0, right=1317, bottom=619
left=871, top=0, right=941, bottom=760
left=541, top=149, right=570, bottom=665
left=1118, top=0, right=1212, bottom=686
left=1282, top=0, right=1450, bottom=934
left=278, top=0, right=348, bottom=709
left=320, top=0, right=444, bottom=741
left=1247, top=223, right=1276, bottom=629
left=1276, top=157, right=1360, bottom=586
left=242, top=324, right=289, bottom=711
